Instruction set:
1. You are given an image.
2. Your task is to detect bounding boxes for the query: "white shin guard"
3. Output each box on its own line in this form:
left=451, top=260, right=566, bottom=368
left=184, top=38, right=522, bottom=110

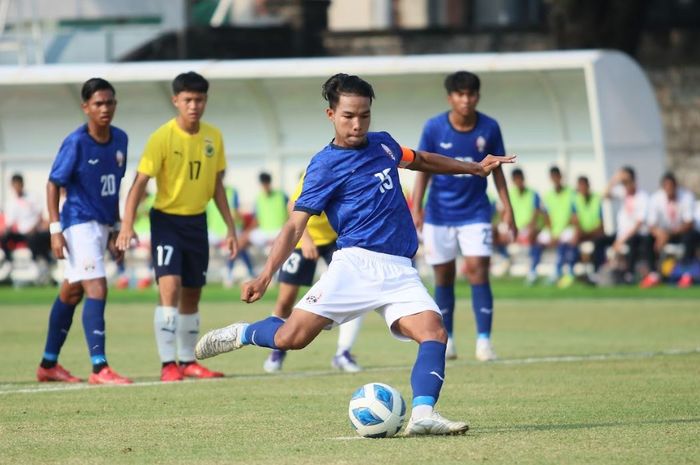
left=176, top=313, right=200, bottom=363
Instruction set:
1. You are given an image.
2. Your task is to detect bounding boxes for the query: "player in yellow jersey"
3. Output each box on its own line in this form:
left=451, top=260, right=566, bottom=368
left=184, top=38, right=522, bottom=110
left=263, top=172, right=364, bottom=373
left=116, top=72, right=238, bottom=382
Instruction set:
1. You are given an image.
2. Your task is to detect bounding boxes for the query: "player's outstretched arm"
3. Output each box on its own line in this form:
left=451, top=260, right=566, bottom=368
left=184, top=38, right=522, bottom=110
left=407, top=150, right=516, bottom=177
left=116, top=172, right=150, bottom=251
left=241, top=210, right=311, bottom=303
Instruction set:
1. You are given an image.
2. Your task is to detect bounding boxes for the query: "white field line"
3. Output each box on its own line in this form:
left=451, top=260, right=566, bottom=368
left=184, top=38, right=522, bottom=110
left=1, top=347, right=698, bottom=396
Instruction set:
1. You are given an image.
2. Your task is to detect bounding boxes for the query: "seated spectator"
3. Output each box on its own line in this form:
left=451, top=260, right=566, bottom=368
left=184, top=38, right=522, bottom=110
left=507, top=168, right=547, bottom=285
left=239, top=172, right=288, bottom=250
left=641, top=172, right=697, bottom=288
left=1, top=173, right=52, bottom=265
left=571, top=176, right=605, bottom=281
left=602, top=166, right=653, bottom=284
left=542, top=166, right=576, bottom=287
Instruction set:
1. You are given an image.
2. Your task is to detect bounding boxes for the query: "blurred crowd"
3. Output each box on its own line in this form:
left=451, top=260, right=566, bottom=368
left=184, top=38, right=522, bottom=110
left=1, top=166, right=699, bottom=289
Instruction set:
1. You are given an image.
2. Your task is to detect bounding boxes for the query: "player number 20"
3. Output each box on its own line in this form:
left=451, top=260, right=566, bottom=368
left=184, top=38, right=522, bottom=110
left=100, top=174, right=116, bottom=196
left=156, top=245, right=174, bottom=267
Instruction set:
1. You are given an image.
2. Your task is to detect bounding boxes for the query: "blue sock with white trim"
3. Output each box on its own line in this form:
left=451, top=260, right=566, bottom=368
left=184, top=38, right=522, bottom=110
left=530, top=244, right=543, bottom=272
left=471, top=283, right=493, bottom=339
left=411, top=340, right=446, bottom=419
left=434, top=285, right=455, bottom=337
left=41, top=297, right=77, bottom=367
left=241, top=316, right=284, bottom=349
left=82, top=298, right=107, bottom=372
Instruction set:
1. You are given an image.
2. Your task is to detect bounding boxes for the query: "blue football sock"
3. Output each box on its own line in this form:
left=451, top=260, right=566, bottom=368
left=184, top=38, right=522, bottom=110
left=555, top=243, right=567, bottom=277
left=411, top=340, right=446, bottom=408
left=42, top=297, right=77, bottom=362
left=566, top=244, right=578, bottom=273
left=471, top=283, right=493, bottom=337
left=82, top=298, right=107, bottom=366
left=241, top=316, right=284, bottom=349
left=530, top=245, right=543, bottom=273
left=434, top=285, right=455, bottom=337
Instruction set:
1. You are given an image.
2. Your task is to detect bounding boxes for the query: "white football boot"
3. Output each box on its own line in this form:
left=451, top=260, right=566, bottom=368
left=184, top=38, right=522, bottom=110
left=195, top=322, right=247, bottom=360
left=263, top=349, right=287, bottom=373
left=445, top=337, right=457, bottom=360
left=331, top=351, right=362, bottom=373
left=475, top=337, right=497, bottom=362
left=404, top=412, right=469, bottom=436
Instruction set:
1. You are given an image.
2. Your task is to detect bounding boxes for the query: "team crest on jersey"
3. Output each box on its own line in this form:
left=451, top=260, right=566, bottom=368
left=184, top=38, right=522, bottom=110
left=381, top=144, right=395, bottom=161
left=204, top=138, right=215, bottom=158
left=115, top=150, right=125, bottom=167
left=476, top=136, right=486, bottom=153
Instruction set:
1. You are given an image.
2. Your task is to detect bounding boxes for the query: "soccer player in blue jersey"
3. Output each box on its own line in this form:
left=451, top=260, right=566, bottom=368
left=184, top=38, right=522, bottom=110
left=196, top=73, right=514, bottom=435
left=411, top=71, right=515, bottom=362
left=37, top=78, right=132, bottom=385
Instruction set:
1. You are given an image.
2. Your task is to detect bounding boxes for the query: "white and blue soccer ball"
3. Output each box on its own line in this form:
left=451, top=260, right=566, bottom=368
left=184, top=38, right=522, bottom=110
left=348, top=382, right=406, bottom=438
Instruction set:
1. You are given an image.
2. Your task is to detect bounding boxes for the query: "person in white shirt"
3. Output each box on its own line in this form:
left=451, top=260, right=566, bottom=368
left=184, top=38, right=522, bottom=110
left=603, top=166, right=654, bottom=284
left=1, top=173, right=51, bottom=263
left=640, top=172, right=697, bottom=288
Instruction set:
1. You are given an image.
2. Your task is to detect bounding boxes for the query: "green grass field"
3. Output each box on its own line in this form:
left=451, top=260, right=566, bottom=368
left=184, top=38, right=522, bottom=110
left=1, top=282, right=699, bottom=464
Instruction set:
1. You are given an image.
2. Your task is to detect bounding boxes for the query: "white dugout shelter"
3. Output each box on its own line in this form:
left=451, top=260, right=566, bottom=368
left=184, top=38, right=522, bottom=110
left=0, top=50, right=664, bottom=211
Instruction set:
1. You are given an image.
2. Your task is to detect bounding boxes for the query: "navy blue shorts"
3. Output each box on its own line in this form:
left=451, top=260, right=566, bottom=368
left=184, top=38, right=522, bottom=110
left=150, top=209, right=209, bottom=288
left=278, top=242, right=337, bottom=287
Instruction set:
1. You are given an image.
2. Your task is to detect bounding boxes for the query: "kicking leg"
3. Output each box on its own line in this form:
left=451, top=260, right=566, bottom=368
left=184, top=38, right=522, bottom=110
left=195, top=308, right=331, bottom=359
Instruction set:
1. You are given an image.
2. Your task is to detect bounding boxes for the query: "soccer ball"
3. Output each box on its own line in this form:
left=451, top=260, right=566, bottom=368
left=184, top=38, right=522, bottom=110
left=348, top=382, right=406, bottom=438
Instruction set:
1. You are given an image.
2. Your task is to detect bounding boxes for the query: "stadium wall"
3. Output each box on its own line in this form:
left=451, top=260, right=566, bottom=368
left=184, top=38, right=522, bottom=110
left=0, top=50, right=664, bottom=213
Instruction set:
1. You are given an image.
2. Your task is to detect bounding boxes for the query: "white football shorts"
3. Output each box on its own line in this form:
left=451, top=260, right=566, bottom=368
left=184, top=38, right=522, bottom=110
left=63, top=221, right=110, bottom=283
left=422, top=222, right=493, bottom=265
left=294, top=247, right=440, bottom=341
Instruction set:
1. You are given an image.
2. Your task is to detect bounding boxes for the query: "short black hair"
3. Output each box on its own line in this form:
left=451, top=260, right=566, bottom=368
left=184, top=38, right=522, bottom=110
left=577, top=175, right=590, bottom=185
left=259, top=172, right=272, bottom=184
left=511, top=168, right=524, bottom=179
left=661, top=171, right=677, bottom=185
left=444, top=71, right=480, bottom=94
left=322, top=73, right=375, bottom=110
left=11, top=173, right=23, bottom=184
left=549, top=166, right=561, bottom=176
left=81, top=78, right=115, bottom=102
left=172, top=71, right=209, bottom=95
left=621, top=166, right=636, bottom=181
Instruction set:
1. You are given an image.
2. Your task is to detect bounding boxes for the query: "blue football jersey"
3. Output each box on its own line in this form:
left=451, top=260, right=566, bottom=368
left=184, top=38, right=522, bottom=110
left=418, top=111, right=505, bottom=226
left=294, top=132, right=418, bottom=258
left=49, top=124, right=128, bottom=229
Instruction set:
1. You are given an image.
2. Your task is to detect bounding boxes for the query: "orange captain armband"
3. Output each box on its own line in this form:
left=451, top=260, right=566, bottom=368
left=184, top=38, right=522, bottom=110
left=399, top=146, right=416, bottom=168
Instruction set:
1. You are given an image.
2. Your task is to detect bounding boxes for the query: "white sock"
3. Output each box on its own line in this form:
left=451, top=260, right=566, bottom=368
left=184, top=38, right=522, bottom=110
left=177, top=312, right=199, bottom=363
left=336, top=315, right=363, bottom=356
left=411, top=404, right=434, bottom=420
left=154, top=306, right=177, bottom=363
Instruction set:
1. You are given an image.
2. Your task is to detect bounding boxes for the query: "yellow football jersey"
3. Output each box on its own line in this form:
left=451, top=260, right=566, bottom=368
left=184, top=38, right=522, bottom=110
left=292, top=173, right=337, bottom=247
left=138, top=119, right=226, bottom=215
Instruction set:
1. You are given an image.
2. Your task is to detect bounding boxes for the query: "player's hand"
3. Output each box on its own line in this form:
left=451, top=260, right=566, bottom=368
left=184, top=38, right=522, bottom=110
left=225, top=232, right=239, bottom=259
left=500, top=209, right=517, bottom=242
left=241, top=275, right=272, bottom=303
left=116, top=228, right=138, bottom=251
left=479, top=155, right=517, bottom=177
left=300, top=235, right=319, bottom=260
left=107, top=235, right=124, bottom=263
left=50, top=232, right=68, bottom=260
